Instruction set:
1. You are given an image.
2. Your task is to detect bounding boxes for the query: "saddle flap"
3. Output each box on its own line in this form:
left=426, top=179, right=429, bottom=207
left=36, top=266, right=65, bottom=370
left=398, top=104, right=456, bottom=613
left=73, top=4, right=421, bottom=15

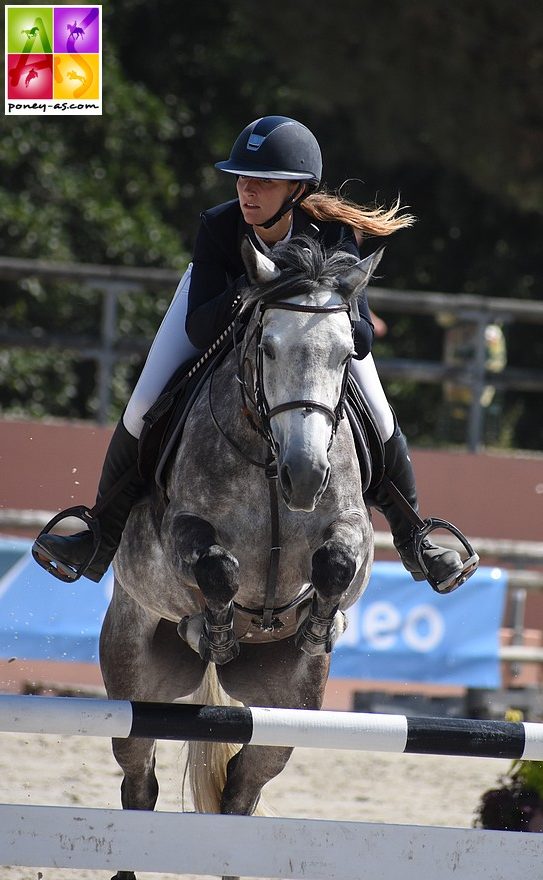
left=137, top=356, right=199, bottom=485
left=138, top=341, right=235, bottom=492
left=345, top=374, right=386, bottom=495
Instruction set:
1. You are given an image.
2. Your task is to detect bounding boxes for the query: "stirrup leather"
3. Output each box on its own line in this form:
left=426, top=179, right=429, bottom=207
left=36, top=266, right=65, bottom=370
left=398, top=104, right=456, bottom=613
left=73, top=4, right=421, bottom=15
left=32, top=505, right=101, bottom=583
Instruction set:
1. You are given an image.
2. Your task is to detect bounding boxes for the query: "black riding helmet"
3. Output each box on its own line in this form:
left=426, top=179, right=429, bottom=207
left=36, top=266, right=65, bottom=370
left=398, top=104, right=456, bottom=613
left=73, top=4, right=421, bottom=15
left=215, top=116, right=322, bottom=228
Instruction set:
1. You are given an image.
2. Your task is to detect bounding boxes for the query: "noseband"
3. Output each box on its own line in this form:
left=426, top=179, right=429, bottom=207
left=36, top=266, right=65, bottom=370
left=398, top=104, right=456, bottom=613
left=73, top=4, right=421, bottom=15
left=241, top=299, right=353, bottom=454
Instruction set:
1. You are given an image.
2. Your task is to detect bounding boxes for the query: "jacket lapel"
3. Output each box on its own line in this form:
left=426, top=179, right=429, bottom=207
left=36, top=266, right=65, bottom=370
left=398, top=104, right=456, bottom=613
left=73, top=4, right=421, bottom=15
left=292, top=207, right=320, bottom=238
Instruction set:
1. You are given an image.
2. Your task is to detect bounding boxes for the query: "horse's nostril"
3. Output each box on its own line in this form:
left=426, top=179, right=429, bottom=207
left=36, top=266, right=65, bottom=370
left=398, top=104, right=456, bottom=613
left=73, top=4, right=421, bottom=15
left=316, top=465, right=331, bottom=503
left=280, top=463, right=292, bottom=498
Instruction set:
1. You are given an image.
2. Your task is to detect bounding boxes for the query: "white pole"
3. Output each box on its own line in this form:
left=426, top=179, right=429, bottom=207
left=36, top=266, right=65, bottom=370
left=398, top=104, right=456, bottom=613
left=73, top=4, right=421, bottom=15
left=0, top=694, right=132, bottom=737
left=1, top=805, right=543, bottom=879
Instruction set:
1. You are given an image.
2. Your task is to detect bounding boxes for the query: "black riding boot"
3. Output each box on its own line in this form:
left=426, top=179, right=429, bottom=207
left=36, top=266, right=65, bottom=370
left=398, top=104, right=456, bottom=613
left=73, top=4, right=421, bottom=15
left=371, top=425, right=467, bottom=593
left=34, top=420, right=145, bottom=582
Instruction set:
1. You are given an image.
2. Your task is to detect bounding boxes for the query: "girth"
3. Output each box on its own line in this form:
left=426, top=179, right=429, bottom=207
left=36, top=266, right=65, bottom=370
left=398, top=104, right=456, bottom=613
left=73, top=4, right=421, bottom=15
left=234, top=584, right=314, bottom=643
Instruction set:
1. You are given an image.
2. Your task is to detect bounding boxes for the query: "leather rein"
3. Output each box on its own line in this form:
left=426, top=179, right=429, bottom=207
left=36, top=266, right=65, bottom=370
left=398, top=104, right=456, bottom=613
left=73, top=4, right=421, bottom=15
left=208, top=297, right=354, bottom=632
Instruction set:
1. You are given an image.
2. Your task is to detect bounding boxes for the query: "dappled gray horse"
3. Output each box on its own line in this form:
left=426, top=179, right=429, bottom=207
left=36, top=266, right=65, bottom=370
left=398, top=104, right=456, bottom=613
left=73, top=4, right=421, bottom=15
left=100, top=236, right=381, bottom=880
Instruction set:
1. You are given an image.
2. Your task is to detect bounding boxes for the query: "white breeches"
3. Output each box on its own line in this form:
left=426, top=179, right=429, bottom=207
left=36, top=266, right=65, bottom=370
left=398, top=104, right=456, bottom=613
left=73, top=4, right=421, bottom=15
left=123, top=265, right=199, bottom=438
left=123, top=265, right=394, bottom=444
left=350, top=354, right=395, bottom=443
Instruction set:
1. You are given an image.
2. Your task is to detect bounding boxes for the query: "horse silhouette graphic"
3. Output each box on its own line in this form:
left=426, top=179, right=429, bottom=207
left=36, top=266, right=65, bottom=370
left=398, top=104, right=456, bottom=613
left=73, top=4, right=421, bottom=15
left=66, top=21, right=85, bottom=41
left=25, top=68, right=38, bottom=88
left=67, top=70, right=86, bottom=84
left=18, top=17, right=52, bottom=54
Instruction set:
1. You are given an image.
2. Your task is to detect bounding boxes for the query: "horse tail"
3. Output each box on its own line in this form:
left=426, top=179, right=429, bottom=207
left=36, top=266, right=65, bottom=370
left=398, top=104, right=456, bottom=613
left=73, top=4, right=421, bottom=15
left=186, top=664, right=239, bottom=814
left=186, top=665, right=269, bottom=816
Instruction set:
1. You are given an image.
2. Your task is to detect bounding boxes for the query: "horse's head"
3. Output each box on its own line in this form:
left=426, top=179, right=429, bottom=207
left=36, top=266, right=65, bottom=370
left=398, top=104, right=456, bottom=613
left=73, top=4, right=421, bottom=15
left=241, top=236, right=383, bottom=512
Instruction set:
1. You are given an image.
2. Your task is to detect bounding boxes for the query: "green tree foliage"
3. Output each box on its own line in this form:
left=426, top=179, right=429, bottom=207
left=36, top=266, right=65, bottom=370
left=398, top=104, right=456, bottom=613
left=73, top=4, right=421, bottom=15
left=1, top=35, right=188, bottom=418
left=1, top=0, right=542, bottom=445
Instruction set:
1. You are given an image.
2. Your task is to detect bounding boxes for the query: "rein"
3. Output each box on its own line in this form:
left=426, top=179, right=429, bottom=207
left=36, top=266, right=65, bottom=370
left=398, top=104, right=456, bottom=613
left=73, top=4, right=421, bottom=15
left=208, top=296, right=354, bottom=632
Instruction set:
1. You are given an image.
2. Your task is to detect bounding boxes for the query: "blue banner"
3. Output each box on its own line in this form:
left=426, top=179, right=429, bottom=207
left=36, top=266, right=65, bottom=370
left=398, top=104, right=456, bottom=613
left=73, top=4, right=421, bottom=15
left=331, top=562, right=507, bottom=688
left=0, top=540, right=506, bottom=688
left=0, top=539, right=112, bottom=663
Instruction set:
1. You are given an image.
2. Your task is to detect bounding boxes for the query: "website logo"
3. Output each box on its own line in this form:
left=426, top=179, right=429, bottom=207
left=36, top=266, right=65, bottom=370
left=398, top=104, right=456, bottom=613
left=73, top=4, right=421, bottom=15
left=5, top=5, right=102, bottom=116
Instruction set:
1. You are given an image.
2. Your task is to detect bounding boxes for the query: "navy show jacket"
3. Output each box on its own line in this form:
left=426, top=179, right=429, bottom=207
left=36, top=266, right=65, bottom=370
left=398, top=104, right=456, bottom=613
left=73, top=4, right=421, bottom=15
left=186, top=199, right=374, bottom=358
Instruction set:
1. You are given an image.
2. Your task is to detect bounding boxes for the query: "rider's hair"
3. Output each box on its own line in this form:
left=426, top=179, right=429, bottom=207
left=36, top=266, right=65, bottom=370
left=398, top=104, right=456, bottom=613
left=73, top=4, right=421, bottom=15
left=301, top=189, right=415, bottom=237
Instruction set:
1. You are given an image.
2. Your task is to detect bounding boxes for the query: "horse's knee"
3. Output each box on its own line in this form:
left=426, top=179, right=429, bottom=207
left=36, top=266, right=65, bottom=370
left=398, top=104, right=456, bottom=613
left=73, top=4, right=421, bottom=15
left=311, top=539, right=357, bottom=597
left=194, top=544, right=239, bottom=608
left=167, top=512, right=239, bottom=608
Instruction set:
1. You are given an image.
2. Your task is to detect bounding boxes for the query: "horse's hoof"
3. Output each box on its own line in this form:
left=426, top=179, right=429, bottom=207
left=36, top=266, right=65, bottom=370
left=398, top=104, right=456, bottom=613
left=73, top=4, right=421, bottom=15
left=177, top=613, right=205, bottom=653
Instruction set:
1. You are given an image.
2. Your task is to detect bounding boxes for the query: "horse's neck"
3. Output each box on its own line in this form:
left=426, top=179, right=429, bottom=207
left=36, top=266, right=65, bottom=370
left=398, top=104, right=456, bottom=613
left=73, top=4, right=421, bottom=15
left=210, top=348, right=268, bottom=455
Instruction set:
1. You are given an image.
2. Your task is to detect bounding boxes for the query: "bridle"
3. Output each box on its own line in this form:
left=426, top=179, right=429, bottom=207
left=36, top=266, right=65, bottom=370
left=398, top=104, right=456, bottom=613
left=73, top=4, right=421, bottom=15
left=235, top=299, right=353, bottom=459
left=208, top=295, right=355, bottom=632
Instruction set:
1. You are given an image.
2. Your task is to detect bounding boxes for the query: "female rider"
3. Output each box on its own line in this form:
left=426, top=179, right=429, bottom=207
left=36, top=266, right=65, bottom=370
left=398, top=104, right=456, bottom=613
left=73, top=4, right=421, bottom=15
left=34, top=115, right=475, bottom=593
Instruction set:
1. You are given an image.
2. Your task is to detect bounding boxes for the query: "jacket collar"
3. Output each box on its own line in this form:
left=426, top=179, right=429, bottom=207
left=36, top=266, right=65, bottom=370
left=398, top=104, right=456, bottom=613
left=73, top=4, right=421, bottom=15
left=292, top=206, right=320, bottom=238
left=241, top=205, right=320, bottom=254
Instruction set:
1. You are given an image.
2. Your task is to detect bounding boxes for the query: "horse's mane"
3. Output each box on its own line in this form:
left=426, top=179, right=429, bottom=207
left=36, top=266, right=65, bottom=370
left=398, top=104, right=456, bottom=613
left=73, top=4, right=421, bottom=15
left=241, top=235, right=359, bottom=310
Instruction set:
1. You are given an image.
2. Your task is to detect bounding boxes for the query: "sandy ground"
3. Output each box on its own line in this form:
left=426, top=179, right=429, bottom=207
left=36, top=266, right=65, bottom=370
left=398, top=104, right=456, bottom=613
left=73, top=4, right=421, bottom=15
left=0, top=726, right=511, bottom=880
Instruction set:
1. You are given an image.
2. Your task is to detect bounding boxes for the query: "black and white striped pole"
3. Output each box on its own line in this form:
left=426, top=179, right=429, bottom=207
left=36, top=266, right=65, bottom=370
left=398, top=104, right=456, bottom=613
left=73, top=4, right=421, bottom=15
left=1, top=694, right=543, bottom=760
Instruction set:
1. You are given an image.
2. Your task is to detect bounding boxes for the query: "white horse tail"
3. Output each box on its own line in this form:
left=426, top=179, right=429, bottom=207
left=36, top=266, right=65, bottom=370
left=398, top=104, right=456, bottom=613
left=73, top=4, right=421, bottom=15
left=186, top=664, right=240, bottom=814
left=186, top=665, right=269, bottom=816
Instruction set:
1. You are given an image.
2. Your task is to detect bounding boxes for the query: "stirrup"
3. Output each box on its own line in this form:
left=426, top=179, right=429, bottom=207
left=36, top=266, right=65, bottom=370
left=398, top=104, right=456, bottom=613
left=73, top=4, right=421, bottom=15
left=32, top=505, right=101, bottom=583
left=412, top=517, right=479, bottom=594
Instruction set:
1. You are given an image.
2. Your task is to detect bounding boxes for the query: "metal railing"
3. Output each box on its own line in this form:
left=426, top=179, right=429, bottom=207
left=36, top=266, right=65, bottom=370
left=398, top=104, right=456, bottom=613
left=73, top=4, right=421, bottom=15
left=2, top=255, right=543, bottom=450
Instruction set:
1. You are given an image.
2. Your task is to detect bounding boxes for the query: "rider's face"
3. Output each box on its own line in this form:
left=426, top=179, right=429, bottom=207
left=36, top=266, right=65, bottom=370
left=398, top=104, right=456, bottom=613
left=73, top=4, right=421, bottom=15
left=236, top=176, right=300, bottom=228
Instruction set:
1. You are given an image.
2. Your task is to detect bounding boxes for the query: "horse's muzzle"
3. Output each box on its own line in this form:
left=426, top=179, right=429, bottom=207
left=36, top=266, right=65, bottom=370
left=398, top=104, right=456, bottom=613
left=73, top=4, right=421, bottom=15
left=279, top=457, right=331, bottom=511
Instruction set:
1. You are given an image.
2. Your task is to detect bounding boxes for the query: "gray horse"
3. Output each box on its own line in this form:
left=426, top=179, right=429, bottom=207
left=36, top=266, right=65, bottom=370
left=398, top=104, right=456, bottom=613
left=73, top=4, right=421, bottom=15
left=100, top=236, right=382, bottom=880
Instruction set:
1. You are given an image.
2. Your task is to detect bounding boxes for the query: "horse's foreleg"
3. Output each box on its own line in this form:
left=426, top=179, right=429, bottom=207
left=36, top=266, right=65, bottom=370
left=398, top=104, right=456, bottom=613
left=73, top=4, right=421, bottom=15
left=297, top=515, right=367, bottom=655
left=171, top=513, right=240, bottom=664
left=220, top=743, right=294, bottom=815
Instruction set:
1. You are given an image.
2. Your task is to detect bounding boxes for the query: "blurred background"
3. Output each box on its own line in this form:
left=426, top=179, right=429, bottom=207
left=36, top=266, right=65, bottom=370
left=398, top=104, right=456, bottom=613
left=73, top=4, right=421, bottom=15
left=2, top=0, right=543, bottom=451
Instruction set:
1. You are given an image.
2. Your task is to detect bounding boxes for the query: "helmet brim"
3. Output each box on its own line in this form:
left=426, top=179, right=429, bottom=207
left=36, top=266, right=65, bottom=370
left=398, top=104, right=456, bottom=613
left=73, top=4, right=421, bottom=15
left=215, top=161, right=317, bottom=181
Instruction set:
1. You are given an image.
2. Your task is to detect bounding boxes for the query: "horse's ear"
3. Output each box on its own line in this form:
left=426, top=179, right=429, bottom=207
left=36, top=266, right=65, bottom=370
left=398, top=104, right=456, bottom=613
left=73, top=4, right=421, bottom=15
left=241, top=236, right=281, bottom=284
left=337, top=248, right=385, bottom=307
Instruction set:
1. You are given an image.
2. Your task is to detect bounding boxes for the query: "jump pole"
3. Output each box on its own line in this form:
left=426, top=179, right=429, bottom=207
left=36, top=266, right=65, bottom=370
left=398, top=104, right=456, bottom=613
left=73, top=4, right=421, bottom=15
left=2, top=696, right=543, bottom=878
left=1, top=805, right=543, bottom=879
left=1, top=693, right=543, bottom=759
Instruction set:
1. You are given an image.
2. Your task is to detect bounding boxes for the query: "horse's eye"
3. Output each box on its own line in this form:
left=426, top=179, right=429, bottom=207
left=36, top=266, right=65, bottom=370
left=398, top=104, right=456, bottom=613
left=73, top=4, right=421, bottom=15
left=342, top=351, right=355, bottom=366
left=260, top=342, right=276, bottom=361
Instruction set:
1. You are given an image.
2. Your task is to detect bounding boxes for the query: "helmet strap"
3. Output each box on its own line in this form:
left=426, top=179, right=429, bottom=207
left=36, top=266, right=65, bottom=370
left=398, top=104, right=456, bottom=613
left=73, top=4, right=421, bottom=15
left=257, top=183, right=311, bottom=230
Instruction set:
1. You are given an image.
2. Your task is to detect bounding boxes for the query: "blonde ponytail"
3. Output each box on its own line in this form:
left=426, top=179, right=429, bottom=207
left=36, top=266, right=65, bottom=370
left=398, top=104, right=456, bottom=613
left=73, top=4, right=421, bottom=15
left=301, top=190, right=415, bottom=237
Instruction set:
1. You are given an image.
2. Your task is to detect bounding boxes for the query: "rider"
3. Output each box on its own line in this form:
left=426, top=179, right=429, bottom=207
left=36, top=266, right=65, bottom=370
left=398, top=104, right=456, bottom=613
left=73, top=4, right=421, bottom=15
left=34, top=115, right=476, bottom=593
